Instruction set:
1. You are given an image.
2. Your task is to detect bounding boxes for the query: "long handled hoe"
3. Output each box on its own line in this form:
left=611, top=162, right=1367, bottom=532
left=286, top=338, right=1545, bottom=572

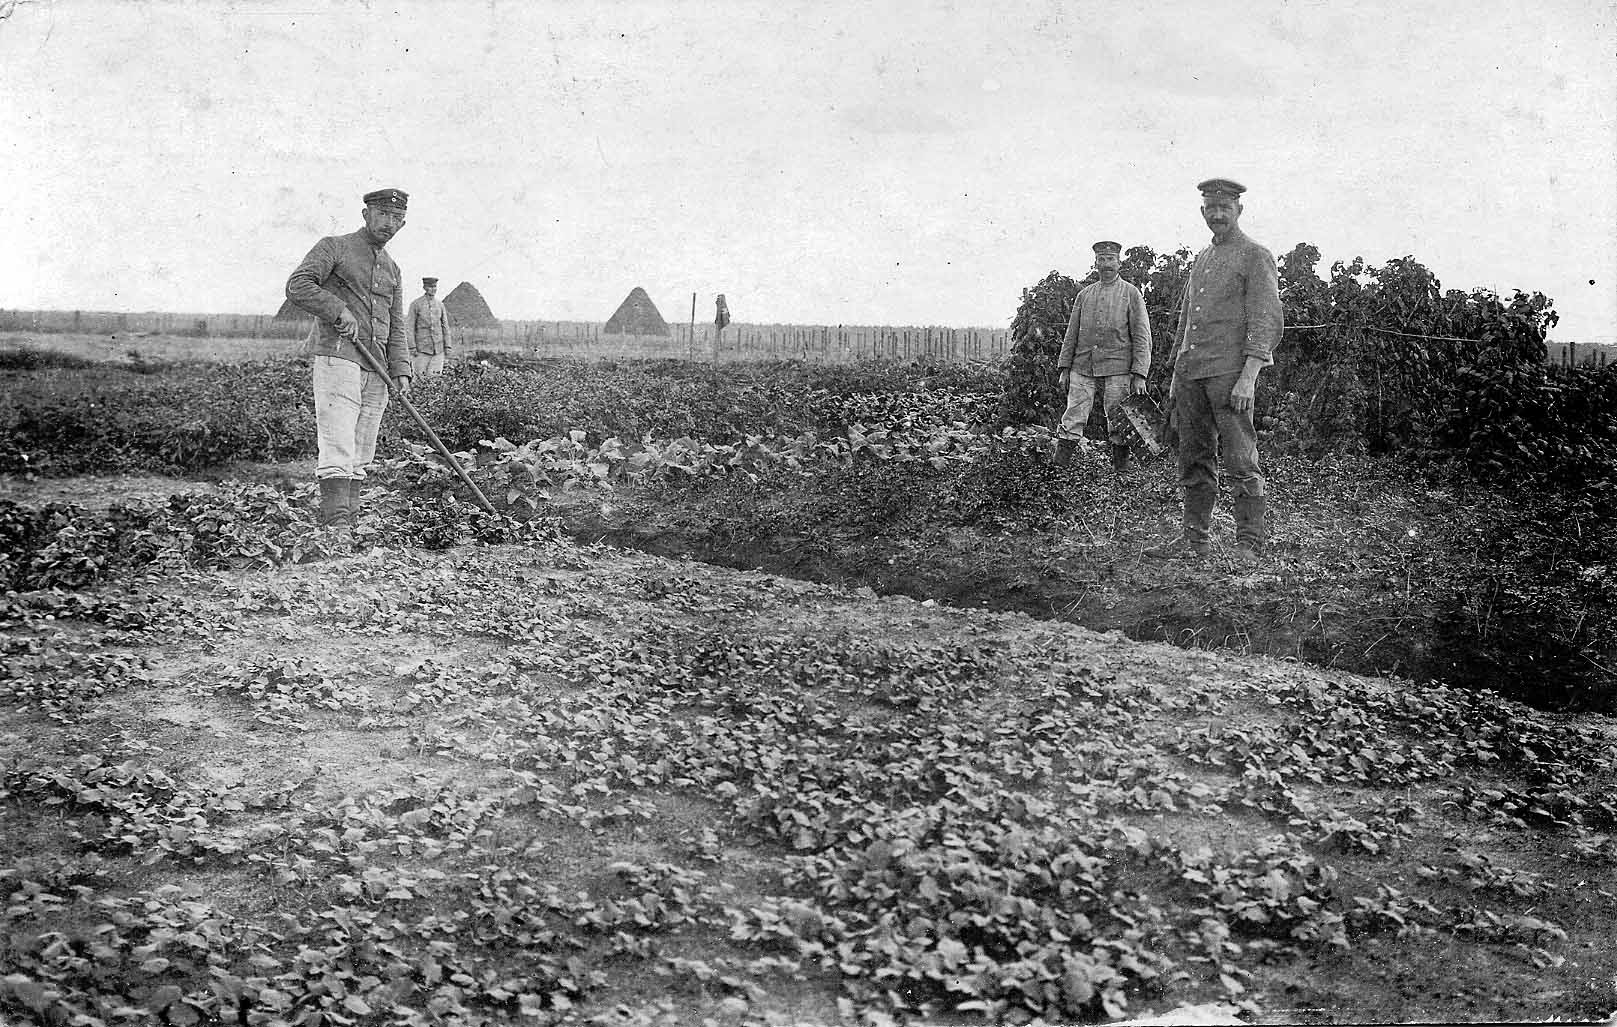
left=347, top=336, right=496, bottom=513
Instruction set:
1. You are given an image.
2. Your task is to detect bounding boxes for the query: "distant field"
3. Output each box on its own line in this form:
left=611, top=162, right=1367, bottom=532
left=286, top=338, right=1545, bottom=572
left=0, top=331, right=686, bottom=365
left=0, top=331, right=304, bottom=365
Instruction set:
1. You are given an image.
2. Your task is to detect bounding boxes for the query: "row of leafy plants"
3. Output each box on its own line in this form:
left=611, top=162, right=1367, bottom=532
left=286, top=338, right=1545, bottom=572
left=0, top=484, right=562, bottom=594
left=0, top=351, right=1000, bottom=477
left=0, top=410, right=1051, bottom=596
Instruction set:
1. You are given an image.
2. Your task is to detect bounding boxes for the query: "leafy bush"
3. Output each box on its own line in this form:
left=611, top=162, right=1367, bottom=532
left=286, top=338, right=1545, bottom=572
left=997, top=271, right=1080, bottom=427
left=1435, top=361, right=1617, bottom=486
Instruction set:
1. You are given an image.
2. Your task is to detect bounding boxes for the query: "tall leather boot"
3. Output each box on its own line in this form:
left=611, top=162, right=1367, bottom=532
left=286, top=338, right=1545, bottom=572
left=317, top=478, right=348, bottom=527
left=1234, top=492, right=1267, bottom=564
left=348, top=478, right=364, bottom=523
left=1184, top=483, right=1217, bottom=547
left=1146, top=484, right=1215, bottom=559
left=1052, top=439, right=1078, bottom=468
left=1110, top=443, right=1131, bottom=472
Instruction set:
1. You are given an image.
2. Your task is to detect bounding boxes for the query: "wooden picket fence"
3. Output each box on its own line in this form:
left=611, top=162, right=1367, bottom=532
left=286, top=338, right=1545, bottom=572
left=1547, top=340, right=1614, bottom=367
left=0, top=309, right=1013, bottom=364
left=0, top=309, right=312, bottom=339
left=458, top=320, right=1010, bottom=363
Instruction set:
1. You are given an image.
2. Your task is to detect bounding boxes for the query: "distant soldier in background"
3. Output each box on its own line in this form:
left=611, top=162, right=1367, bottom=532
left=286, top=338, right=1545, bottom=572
left=285, top=187, right=414, bottom=534
left=408, top=276, right=454, bottom=378
left=1147, top=178, right=1283, bottom=565
left=1052, top=240, right=1152, bottom=471
left=712, top=293, right=730, bottom=362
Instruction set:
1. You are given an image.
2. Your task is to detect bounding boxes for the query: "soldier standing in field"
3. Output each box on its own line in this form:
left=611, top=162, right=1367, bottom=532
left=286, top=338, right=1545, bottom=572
left=1147, top=178, right=1283, bottom=565
left=285, top=187, right=414, bottom=534
left=1052, top=240, right=1152, bottom=472
left=408, top=276, right=454, bottom=378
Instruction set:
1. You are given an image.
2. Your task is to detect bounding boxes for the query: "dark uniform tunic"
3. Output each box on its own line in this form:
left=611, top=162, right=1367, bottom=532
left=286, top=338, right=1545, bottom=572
left=1173, top=227, right=1282, bottom=380
left=286, top=229, right=412, bottom=378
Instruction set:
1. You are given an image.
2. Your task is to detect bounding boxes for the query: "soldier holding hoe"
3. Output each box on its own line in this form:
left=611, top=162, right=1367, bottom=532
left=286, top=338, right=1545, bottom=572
left=1052, top=240, right=1152, bottom=472
left=285, top=187, right=415, bottom=535
left=1147, top=178, right=1283, bottom=565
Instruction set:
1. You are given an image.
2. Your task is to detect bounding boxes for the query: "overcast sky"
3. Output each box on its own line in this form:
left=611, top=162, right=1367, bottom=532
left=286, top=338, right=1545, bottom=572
left=2, top=0, right=1613, bottom=342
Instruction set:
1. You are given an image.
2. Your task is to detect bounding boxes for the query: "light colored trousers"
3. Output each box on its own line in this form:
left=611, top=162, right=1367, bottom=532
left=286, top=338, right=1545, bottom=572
left=411, top=351, right=445, bottom=378
left=1056, top=372, right=1132, bottom=444
left=312, top=355, right=389, bottom=480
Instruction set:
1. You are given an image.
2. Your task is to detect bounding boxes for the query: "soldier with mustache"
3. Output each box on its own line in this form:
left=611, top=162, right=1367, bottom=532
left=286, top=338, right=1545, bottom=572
left=285, top=188, right=415, bottom=535
left=1052, top=240, right=1153, bottom=472
left=1147, top=178, right=1283, bottom=565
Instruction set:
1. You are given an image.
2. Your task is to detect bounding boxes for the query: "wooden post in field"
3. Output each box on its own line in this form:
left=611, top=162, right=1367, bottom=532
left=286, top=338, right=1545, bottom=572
left=689, top=293, right=696, bottom=362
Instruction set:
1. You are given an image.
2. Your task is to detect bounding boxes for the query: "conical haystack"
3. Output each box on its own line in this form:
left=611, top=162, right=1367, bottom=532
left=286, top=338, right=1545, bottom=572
left=443, top=282, right=498, bottom=326
left=603, top=286, right=670, bottom=336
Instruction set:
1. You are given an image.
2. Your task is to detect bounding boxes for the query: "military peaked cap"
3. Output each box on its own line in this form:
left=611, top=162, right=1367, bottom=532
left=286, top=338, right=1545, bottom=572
left=1091, top=240, right=1123, bottom=256
left=363, top=188, right=409, bottom=210
left=1197, top=178, right=1246, bottom=199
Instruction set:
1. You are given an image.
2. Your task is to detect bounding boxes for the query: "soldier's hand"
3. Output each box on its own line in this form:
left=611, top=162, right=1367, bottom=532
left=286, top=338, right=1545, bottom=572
left=1229, top=373, right=1256, bottom=413
left=334, top=308, right=360, bottom=339
left=1130, top=374, right=1147, bottom=396
left=395, top=375, right=412, bottom=397
left=1057, top=368, right=1071, bottom=392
